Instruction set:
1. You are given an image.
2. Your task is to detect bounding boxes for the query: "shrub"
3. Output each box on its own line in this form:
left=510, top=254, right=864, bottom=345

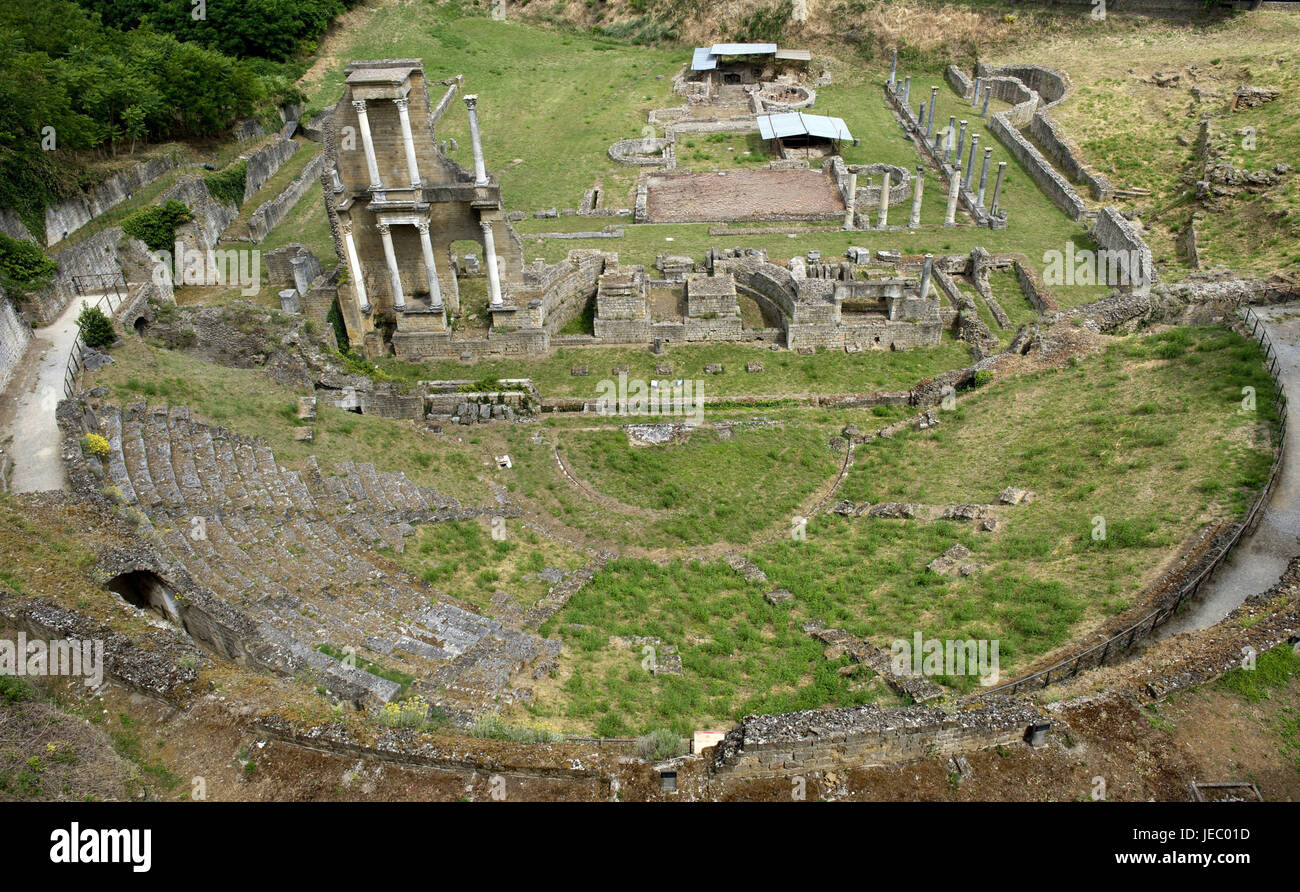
left=972, top=370, right=995, bottom=387
left=80, top=433, right=110, bottom=458
left=77, top=305, right=117, bottom=348
left=120, top=200, right=194, bottom=252
left=0, top=233, right=57, bottom=299
left=636, top=728, right=685, bottom=760
left=204, top=161, right=247, bottom=208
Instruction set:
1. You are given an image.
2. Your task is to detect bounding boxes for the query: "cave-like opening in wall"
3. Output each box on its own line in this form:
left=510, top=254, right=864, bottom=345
left=105, top=569, right=185, bottom=627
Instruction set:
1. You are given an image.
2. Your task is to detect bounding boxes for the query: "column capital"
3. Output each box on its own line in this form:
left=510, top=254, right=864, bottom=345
left=376, top=221, right=391, bottom=236
left=393, top=97, right=409, bottom=111
left=479, top=219, right=494, bottom=235
left=340, top=219, right=353, bottom=235
left=351, top=99, right=368, bottom=114
left=415, top=219, right=430, bottom=234
left=464, top=94, right=478, bottom=111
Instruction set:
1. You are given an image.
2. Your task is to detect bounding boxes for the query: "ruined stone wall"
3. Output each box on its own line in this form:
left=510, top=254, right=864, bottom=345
left=248, top=151, right=325, bottom=243
left=0, top=208, right=33, bottom=243
left=713, top=698, right=1043, bottom=775
left=987, top=107, right=1088, bottom=220
left=533, top=251, right=606, bottom=336
left=946, top=65, right=973, bottom=101
left=243, top=137, right=300, bottom=202
left=0, top=284, right=31, bottom=396
left=1028, top=112, right=1113, bottom=201
left=1091, top=206, right=1158, bottom=286
left=43, top=153, right=180, bottom=246
left=163, top=176, right=238, bottom=253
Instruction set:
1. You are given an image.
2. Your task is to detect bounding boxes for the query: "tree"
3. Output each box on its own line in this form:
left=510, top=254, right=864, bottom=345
left=77, top=304, right=116, bottom=349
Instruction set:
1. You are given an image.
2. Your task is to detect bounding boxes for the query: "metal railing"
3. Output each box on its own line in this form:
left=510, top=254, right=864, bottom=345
left=979, top=306, right=1288, bottom=698
left=60, top=275, right=127, bottom=399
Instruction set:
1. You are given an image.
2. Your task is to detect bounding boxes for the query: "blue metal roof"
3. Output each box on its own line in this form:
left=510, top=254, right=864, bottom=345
left=690, top=47, right=717, bottom=71
left=710, top=43, right=778, bottom=56
left=757, top=113, right=854, bottom=142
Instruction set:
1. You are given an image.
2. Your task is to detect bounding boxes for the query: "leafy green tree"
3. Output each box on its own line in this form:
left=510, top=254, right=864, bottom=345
left=77, top=304, right=116, bottom=348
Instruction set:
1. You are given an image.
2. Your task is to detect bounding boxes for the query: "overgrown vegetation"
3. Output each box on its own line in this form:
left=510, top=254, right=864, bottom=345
left=120, top=200, right=194, bottom=252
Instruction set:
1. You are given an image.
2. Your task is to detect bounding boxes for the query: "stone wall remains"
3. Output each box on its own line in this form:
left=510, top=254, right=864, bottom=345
left=1027, top=112, right=1113, bottom=201
left=243, top=137, right=300, bottom=202
left=1091, top=206, right=1158, bottom=286
left=43, top=153, right=180, bottom=246
left=0, top=284, right=31, bottom=396
left=713, top=698, right=1044, bottom=775
left=247, top=151, right=325, bottom=243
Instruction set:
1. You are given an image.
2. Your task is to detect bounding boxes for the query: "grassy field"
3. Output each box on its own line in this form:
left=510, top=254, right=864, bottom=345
left=527, top=557, right=897, bottom=737
left=387, top=518, right=588, bottom=613
left=516, top=325, right=1280, bottom=731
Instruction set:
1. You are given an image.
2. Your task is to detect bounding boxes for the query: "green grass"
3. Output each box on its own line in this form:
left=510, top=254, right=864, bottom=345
left=375, top=334, right=973, bottom=399
left=1218, top=644, right=1300, bottom=703
left=389, top=519, right=587, bottom=612
left=530, top=557, right=893, bottom=736
left=554, top=422, right=839, bottom=546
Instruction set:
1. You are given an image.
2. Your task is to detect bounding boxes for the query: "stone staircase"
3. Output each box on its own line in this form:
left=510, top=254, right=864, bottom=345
left=82, top=400, right=554, bottom=717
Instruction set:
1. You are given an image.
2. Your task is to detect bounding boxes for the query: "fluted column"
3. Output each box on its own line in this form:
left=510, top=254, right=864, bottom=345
left=376, top=221, right=405, bottom=310
left=926, top=86, right=938, bottom=138
left=351, top=100, right=383, bottom=191
left=481, top=220, right=502, bottom=307
left=464, top=95, right=490, bottom=187
left=393, top=97, right=421, bottom=188
left=415, top=220, right=443, bottom=313
left=919, top=253, right=933, bottom=301
left=340, top=218, right=369, bottom=313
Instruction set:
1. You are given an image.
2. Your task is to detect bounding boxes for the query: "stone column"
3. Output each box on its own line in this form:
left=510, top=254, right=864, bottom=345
left=956, top=121, right=968, bottom=171
left=971, top=77, right=982, bottom=107
left=888, top=49, right=897, bottom=86
left=944, top=174, right=960, bottom=226
left=926, top=87, right=938, bottom=138
left=329, top=167, right=344, bottom=193
left=981, top=88, right=991, bottom=118
left=843, top=172, right=858, bottom=230
left=965, top=135, right=979, bottom=189
left=481, top=220, right=503, bottom=307
left=945, top=116, right=956, bottom=163
left=909, top=166, right=924, bottom=228
left=902, top=77, right=911, bottom=106
left=977, top=147, right=993, bottom=206
left=376, top=221, right=405, bottom=311
left=351, top=100, right=383, bottom=191
left=290, top=256, right=312, bottom=297
left=877, top=170, right=891, bottom=228
left=918, top=101, right=926, bottom=134
left=340, top=218, right=369, bottom=313
left=990, top=161, right=1008, bottom=216
left=464, top=95, right=490, bottom=187
left=415, top=220, right=444, bottom=312
left=393, top=97, right=422, bottom=188
left=919, top=253, right=933, bottom=301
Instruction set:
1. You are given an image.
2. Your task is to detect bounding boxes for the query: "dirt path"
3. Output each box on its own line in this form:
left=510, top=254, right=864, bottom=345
left=0, top=297, right=93, bottom=493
